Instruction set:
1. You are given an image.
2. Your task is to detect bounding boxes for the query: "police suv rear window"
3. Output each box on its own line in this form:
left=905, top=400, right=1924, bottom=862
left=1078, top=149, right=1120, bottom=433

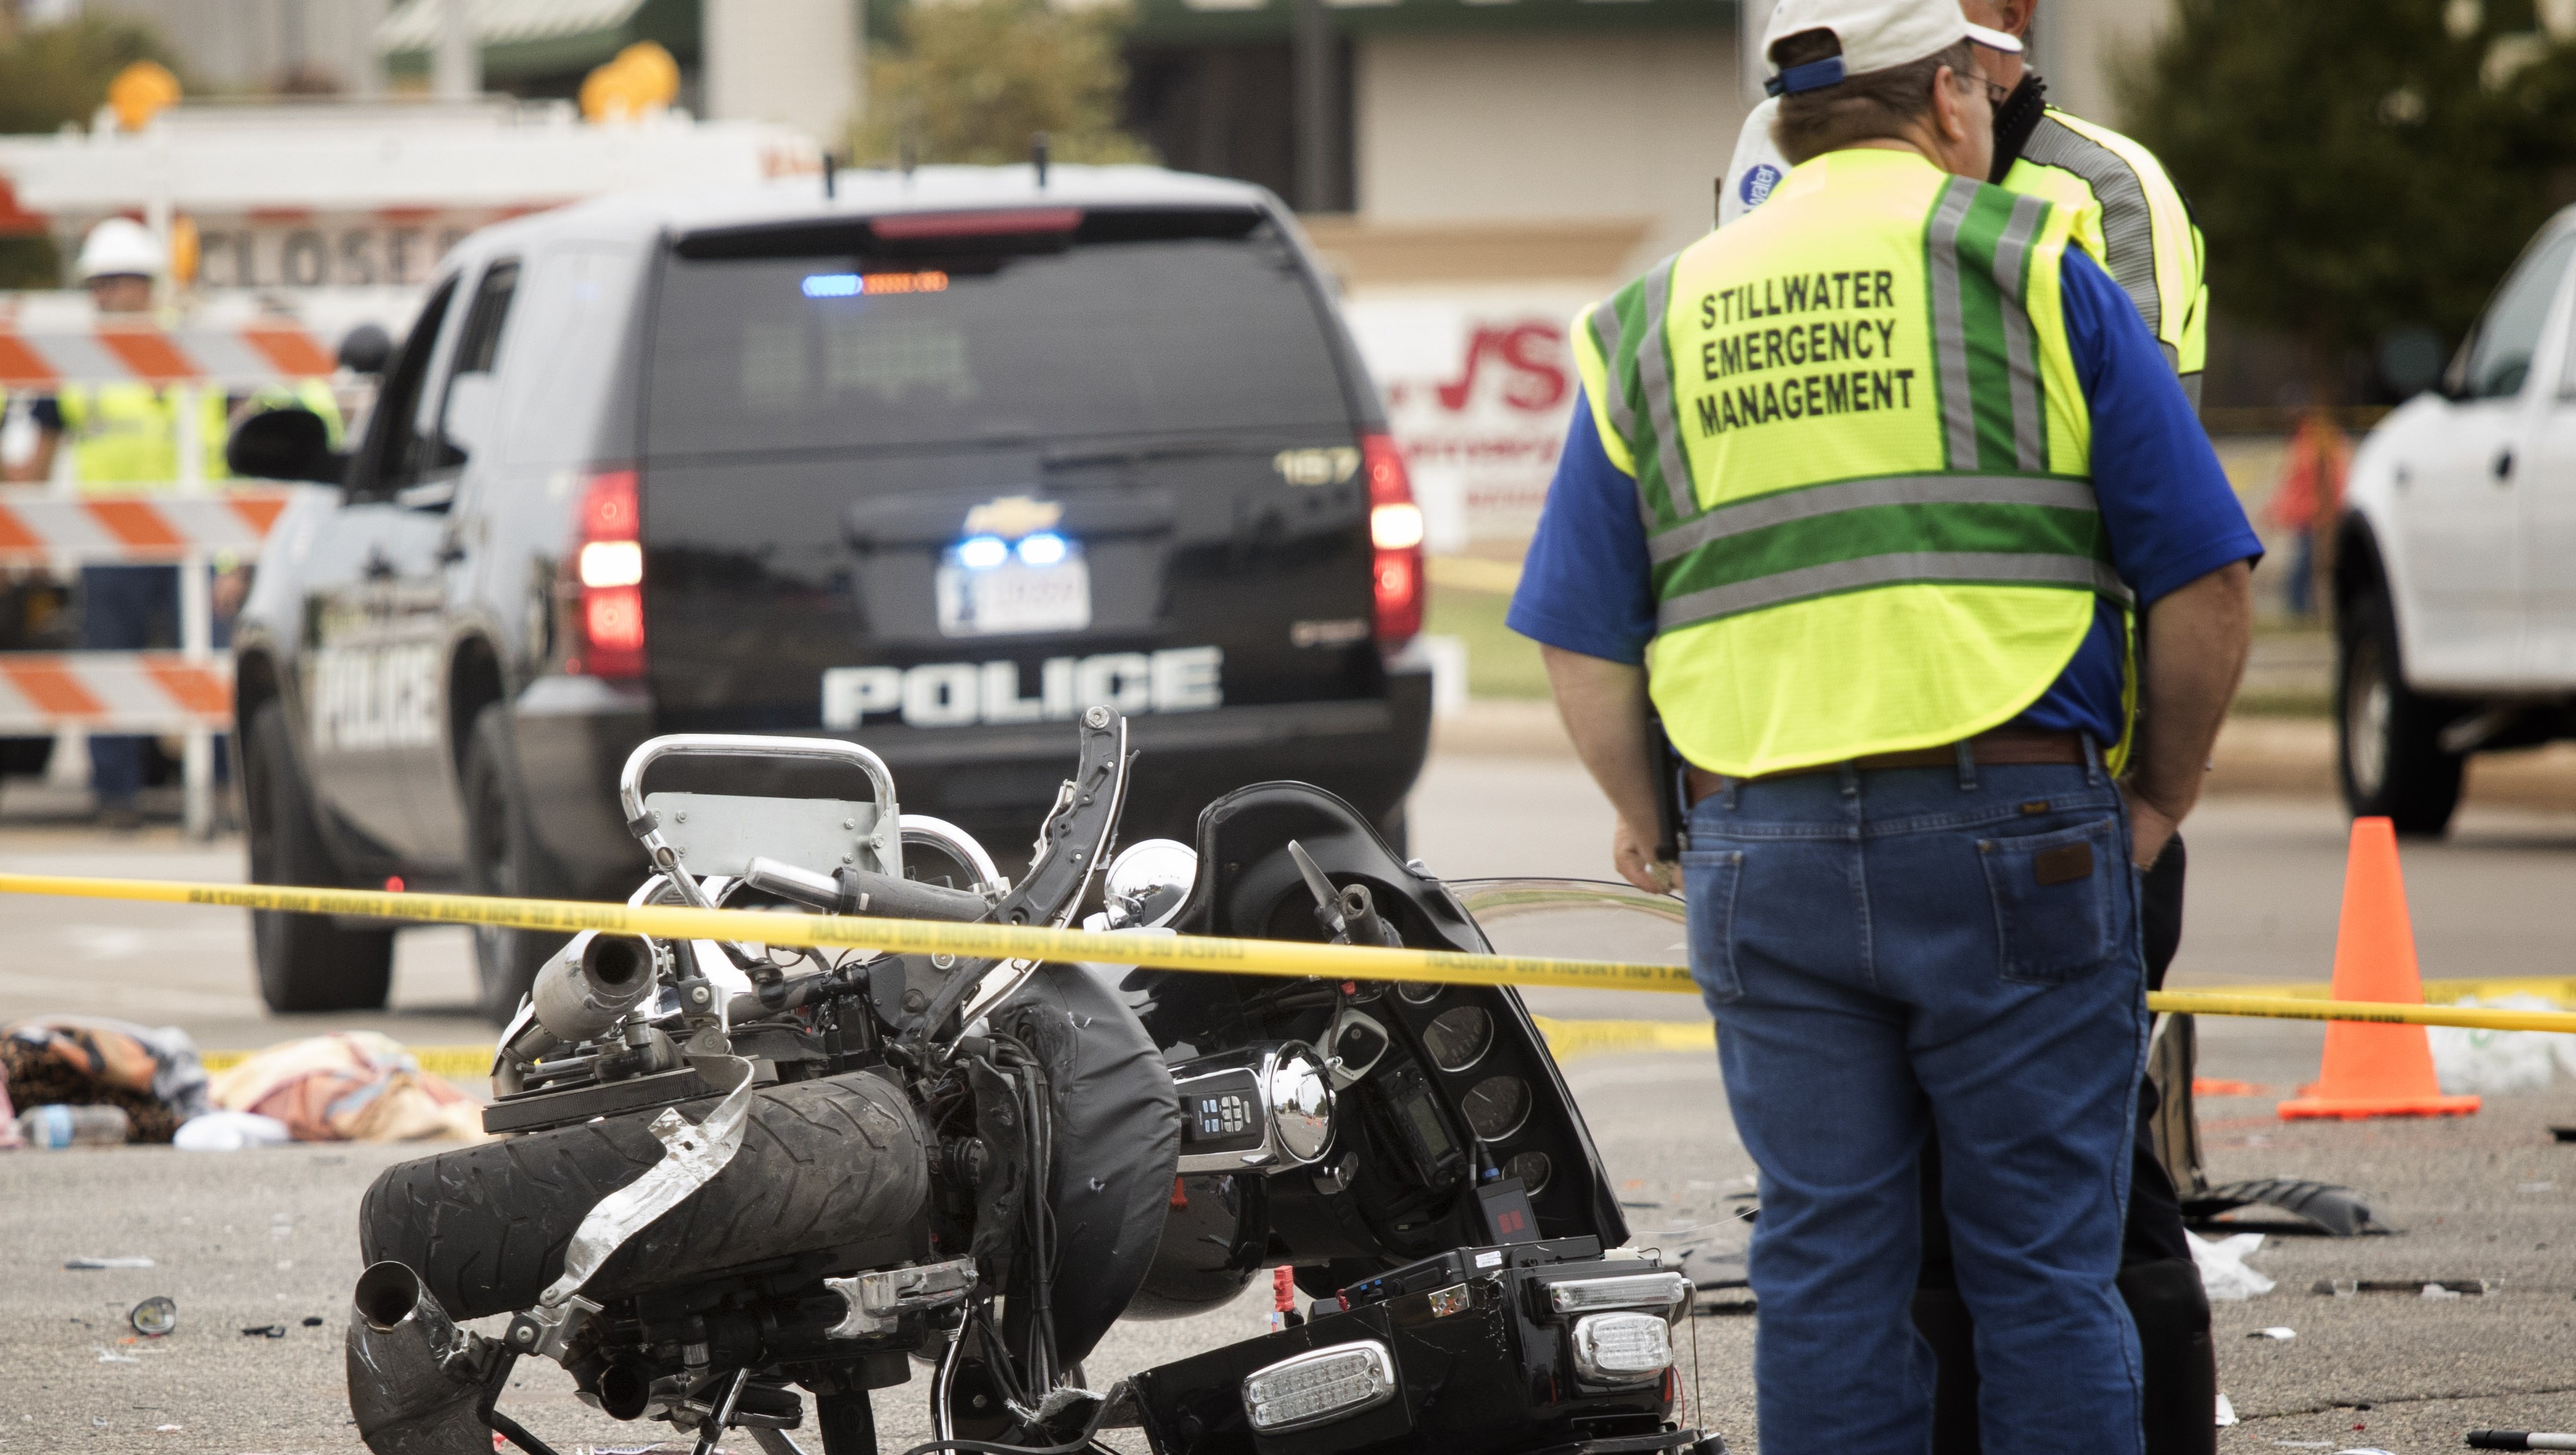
left=643, top=207, right=1351, bottom=456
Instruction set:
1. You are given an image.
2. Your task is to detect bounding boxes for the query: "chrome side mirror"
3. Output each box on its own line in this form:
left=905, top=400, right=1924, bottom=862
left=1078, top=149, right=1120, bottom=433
left=1101, top=838, right=1196, bottom=930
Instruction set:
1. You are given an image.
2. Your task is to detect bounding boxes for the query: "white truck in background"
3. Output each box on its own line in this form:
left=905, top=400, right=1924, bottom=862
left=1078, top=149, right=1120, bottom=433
left=2337, top=206, right=2576, bottom=835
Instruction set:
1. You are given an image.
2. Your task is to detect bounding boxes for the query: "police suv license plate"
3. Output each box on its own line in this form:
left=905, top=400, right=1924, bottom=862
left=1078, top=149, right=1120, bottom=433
left=935, top=551, right=1092, bottom=637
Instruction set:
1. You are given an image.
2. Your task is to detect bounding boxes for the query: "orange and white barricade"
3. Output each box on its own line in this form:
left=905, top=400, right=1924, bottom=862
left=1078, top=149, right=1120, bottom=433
left=0, top=653, right=231, bottom=735
left=0, top=291, right=397, bottom=835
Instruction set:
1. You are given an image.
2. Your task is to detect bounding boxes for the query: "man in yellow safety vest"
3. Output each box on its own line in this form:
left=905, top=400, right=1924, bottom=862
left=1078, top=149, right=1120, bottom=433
left=1724, top=6, right=2221, bottom=1449
left=1507, top=0, right=2256, bottom=1448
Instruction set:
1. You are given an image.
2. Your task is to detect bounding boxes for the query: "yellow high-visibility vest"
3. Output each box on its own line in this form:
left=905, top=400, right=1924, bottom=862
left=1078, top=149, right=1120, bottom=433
left=54, top=383, right=234, bottom=491
left=1571, top=148, right=2128, bottom=778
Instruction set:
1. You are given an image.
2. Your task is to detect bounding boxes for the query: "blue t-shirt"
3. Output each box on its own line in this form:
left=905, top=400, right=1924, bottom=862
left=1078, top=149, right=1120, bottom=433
left=1507, top=246, right=2260, bottom=754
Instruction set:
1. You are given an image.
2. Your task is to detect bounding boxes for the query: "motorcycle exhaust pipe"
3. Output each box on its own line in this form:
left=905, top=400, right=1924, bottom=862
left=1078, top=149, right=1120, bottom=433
left=508, top=931, right=660, bottom=1061
left=346, top=1261, right=497, bottom=1455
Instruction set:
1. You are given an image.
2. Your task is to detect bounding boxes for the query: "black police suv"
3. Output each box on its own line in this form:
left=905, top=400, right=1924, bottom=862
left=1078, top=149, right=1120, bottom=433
left=229, top=165, right=1434, bottom=1020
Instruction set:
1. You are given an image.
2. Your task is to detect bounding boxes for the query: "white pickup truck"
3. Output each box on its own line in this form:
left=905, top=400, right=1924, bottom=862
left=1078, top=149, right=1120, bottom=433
left=2336, top=208, right=2576, bottom=835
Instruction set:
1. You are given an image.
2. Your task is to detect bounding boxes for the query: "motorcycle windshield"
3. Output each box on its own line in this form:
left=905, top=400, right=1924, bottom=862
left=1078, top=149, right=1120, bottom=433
left=1450, top=878, right=1689, bottom=968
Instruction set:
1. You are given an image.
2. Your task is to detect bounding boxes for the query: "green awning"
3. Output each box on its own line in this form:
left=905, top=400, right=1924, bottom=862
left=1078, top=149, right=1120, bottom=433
left=378, top=0, right=701, bottom=84
left=1126, top=0, right=1736, bottom=46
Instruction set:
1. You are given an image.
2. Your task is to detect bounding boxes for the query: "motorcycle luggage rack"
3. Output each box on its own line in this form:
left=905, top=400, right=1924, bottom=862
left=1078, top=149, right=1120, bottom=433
left=619, top=734, right=904, bottom=912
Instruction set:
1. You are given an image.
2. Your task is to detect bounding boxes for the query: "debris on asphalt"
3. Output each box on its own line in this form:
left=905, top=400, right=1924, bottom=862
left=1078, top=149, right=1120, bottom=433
left=2189, top=1229, right=2276, bottom=1300
left=2216, top=1393, right=2237, bottom=1427
left=2312, top=1278, right=2493, bottom=1296
left=238, top=1324, right=286, bottom=1338
left=301, top=1316, right=322, bottom=1327
left=2466, top=1431, right=2576, bottom=1450
left=17, top=1102, right=130, bottom=1148
left=2429, top=996, right=2576, bottom=1096
left=94, top=1347, right=137, bottom=1363
left=2196, top=1078, right=2272, bottom=1096
left=2, top=1017, right=209, bottom=1143
left=171, top=1110, right=291, bottom=1151
left=65, top=1256, right=153, bottom=1269
left=127, top=1296, right=176, bottom=1337
left=208, top=1032, right=483, bottom=1143
left=2550, top=1126, right=2576, bottom=1143
left=2187, top=1177, right=2387, bottom=1236
left=2250, top=1327, right=2298, bottom=1340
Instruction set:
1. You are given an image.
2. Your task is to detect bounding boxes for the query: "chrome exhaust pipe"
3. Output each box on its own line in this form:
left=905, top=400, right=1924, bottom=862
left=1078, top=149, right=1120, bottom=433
left=346, top=1261, right=499, bottom=1455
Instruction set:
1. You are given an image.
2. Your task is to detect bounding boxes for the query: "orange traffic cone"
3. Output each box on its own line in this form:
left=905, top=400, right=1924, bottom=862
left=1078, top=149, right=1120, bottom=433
left=2277, top=817, right=2480, bottom=1120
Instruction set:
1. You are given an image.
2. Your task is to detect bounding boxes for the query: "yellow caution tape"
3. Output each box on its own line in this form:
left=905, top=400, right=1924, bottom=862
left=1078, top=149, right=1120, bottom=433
left=198, top=1045, right=493, bottom=1078
left=2147, top=990, right=2576, bottom=1035
left=0, top=871, right=1695, bottom=995
left=10, top=871, right=2576, bottom=1039
left=2196, top=975, right=2576, bottom=1009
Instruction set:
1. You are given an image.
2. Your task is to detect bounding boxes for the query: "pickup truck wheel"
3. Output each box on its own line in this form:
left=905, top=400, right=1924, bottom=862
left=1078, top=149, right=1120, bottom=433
left=243, top=701, right=394, bottom=1011
left=463, top=703, right=572, bottom=1022
left=2337, top=594, right=2463, bottom=836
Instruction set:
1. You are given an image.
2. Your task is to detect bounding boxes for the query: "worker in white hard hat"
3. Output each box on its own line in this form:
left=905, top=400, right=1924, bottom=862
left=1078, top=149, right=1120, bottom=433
left=11, top=219, right=332, bottom=827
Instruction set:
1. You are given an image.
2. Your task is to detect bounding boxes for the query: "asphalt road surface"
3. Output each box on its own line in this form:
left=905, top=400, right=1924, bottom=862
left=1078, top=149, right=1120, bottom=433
left=3, top=752, right=2575, bottom=1451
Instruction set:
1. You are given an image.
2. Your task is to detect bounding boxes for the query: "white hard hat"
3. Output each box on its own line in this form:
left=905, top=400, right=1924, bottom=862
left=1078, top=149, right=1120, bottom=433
left=75, top=217, right=166, bottom=283
left=1762, top=0, right=2020, bottom=95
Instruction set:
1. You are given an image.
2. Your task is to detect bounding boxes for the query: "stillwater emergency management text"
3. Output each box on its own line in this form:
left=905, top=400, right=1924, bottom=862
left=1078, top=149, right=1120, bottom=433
left=1695, top=269, right=1918, bottom=437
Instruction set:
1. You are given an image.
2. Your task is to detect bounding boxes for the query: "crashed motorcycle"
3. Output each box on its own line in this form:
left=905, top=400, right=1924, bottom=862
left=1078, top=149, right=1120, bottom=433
left=347, top=711, right=1723, bottom=1455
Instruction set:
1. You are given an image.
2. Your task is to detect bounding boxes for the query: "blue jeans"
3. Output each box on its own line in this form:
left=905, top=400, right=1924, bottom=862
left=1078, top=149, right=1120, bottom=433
left=1683, top=755, right=2147, bottom=1455
left=80, top=563, right=230, bottom=807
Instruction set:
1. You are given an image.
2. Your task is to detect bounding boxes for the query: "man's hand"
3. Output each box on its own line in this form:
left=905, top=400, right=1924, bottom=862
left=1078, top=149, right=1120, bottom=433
left=2122, top=787, right=2180, bottom=870
left=2124, top=561, right=2253, bottom=867
left=1539, top=646, right=1681, bottom=893
left=1612, top=814, right=1676, bottom=894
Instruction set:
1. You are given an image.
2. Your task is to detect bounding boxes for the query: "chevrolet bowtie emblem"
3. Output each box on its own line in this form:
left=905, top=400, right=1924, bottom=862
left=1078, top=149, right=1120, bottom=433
left=962, top=495, right=1063, bottom=540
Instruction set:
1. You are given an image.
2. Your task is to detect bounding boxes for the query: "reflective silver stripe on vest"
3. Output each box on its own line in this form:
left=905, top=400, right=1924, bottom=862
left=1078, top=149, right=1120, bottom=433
left=1991, top=193, right=2050, bottom=473
left=1590, top=302, right=1638, bottom=449
left=1657, top=551, right=2133, bottom=632
left=1635, top=256, right=1696, bottom=522
left=1645, top=474, right=2101, bottom=565
left=2019, top=112, right=2163, bottom=339
left=1925, top=178, right=1983, bottom=468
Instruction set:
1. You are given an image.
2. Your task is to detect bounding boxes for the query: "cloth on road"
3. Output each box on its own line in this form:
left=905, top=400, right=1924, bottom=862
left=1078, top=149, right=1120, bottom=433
left=208, top=1032, right=483, bottom=1143
left=1, top=1015, right=209, bottom=1143
left=1685, top=760, right=2148, bottom=1455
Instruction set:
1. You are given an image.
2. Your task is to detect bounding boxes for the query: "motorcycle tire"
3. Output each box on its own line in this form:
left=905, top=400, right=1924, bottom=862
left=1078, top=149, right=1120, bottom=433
left=360, top=1070, right=930, bottom=1321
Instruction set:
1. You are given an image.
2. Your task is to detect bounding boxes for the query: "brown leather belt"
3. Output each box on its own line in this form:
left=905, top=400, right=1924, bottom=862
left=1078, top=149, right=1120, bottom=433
left=1684, top=728, right=2089, bottom=806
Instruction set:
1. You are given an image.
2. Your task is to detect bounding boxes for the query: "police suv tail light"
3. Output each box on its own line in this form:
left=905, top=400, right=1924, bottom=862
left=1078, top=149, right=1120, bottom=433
left=563, top=468, right=645, bottom=680
left=1242, top=1341, right=1397, bottom=1433
left=1569, top=1312, right=1672, bottom=1386
left=1362, top=432, right=1423, bottom=646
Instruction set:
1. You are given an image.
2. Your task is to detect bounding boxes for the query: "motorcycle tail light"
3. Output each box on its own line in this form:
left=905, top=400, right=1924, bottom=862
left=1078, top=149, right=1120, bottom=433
left=1242, top=1341, right=1397, bottom=1433
left=1548, top=1271, right=1693, bottom=1320
left=1570, top=1312, right=1672, bottom=1386
left=1362, top=432, right=1423, bottom=646
left=564, top=467, right=644, bottom=679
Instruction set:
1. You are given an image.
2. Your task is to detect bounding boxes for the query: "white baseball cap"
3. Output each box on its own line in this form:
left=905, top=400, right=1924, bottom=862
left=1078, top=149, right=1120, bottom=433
left=1762, top=0, right=2021, bottom=96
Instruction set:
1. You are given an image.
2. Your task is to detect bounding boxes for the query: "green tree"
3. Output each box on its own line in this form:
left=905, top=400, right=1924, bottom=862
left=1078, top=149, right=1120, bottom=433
left=0, top=15, right=187, bottom=288
left=850, top=0, right=1154, bottom=168
left=2124, top=0, right=2574, bottom=396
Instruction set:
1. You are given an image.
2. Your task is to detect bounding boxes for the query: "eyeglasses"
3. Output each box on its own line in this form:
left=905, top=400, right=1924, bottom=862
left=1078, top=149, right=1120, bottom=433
left=1965, top=68, right=2009, bottom=109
